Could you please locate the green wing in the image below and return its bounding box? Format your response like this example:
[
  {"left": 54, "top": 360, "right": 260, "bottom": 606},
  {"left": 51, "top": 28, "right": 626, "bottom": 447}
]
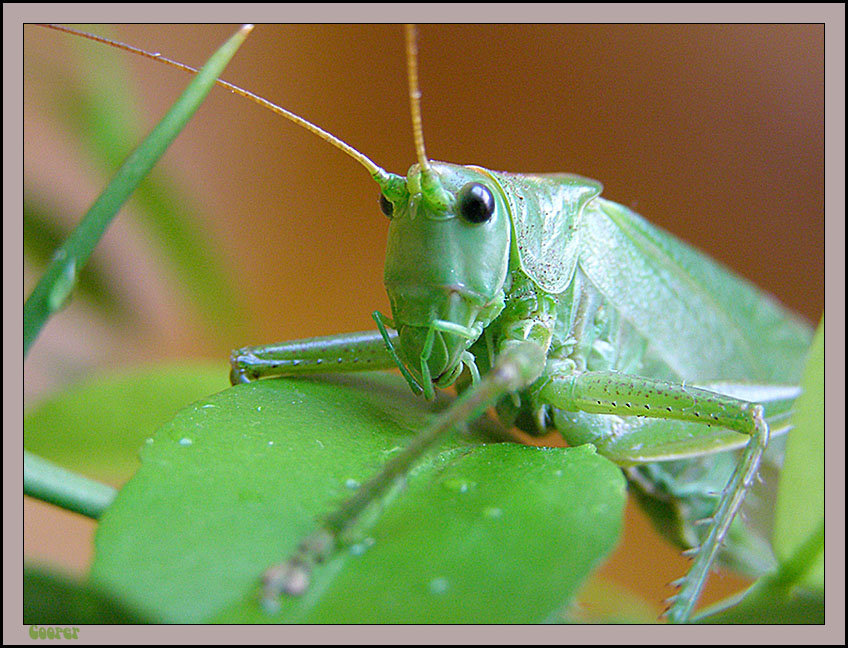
[{"left": 577, "top": 198, "right": 812, "bottom": 383}]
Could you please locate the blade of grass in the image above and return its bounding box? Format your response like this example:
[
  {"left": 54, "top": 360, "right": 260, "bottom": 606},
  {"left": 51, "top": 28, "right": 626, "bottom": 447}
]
[
  {"left": 23, "top": 24, "right": 253, "bottom": 356},
  {"left": 24, "top": 450, "right": 116, "bottom": 519},
  {"left": 24, "top": 195, "right": 123, "bottom": 316},
  {"left": 54, "top": 25, "right": 245, "bottom": 338}
]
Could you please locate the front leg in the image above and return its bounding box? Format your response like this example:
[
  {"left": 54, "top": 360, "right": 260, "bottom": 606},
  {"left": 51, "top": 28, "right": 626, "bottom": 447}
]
[
  {"left": 229, "top": 330, "right": 398, "bottom": 384},
  {"left": 260, "top": 338, "right": 549, "bottom": 607}
]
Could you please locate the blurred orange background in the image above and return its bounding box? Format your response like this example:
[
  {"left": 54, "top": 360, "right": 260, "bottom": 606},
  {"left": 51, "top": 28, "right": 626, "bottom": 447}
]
[{"left": 23, "top": 24, "right": 824, "bottom": 617}]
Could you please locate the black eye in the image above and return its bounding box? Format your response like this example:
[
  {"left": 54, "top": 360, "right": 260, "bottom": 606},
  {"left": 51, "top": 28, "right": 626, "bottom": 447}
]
[
  {"left": 457, "top": 183, "right": 495, "bottom": 223},
  {"left": 379, "top": 194, "right": 394, "bottom": 218}
]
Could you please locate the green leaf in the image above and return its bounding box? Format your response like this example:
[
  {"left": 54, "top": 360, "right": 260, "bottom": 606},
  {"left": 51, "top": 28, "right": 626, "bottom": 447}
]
[
  {"left": 693, "top": 577, "right": 824, "bottom": 624},
  {"left": 24, "top": 363, "right": 229, "bottom": 484},
  {"left": 772, "top": 318, "right": 824, "bottom": 588},
  {"left": 24, "top": 566, "right": 146, "bottom": 624},
  {"left": 89, "top": 373, "right": 626, "bottom": 623}
]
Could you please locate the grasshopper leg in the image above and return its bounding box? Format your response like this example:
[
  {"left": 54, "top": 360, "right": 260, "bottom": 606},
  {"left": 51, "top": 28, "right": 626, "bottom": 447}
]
[
  {"left": 539, "top": 370, "right": 771, "bottom": 623},
  {"left": 260, "top": 339, "right": 547, "bottom": 605},
  {"left": 664, "top": 408, "right": 768, "bottom": 623},
  {"left": 228, "top": 330, "right": 397, "bottom": 384}
]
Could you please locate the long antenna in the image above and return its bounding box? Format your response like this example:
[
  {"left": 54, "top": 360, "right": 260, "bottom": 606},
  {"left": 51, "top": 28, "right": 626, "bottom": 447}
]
[
  {"left": 404, "top": 24, "right": 430, "bottom": 174},
  {"left": 403, "top": 24, "right": 452, "bottom": 210},
  {"left": 39, "top": 24, "right": 397, "bottom": 187}
]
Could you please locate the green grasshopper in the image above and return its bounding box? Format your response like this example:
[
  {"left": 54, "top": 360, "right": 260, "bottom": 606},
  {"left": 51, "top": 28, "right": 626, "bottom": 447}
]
[
  {"left": 223, "top": 26, "right": 813, "bottom": 622},
  {"left": 38, "top": 24, "right": 816, "bottom": 622}
]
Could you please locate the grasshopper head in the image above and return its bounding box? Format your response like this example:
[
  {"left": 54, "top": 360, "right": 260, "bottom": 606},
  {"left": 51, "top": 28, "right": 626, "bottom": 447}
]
[{"left": 379, "top": 162, "right": 510, "bottom": 388}]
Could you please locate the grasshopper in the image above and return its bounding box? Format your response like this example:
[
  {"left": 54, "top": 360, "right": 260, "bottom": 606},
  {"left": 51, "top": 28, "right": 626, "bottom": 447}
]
[
  {"left": 30, "top": 24, "right": 819, "bottom": 622},
  {"left": 224, "top": 26, "right": 814, "bottom": 622}
]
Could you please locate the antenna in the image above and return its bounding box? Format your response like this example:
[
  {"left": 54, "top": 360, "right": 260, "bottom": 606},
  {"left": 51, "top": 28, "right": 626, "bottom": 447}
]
[
  {"left": 403, "top": 24, "right": 452, "bottom": 210},
  {"left": 39, "top": 24, "right": 401, "bottom": 190},
  {"left": 404, "top": 24, "right": 430, "bottom": 174}
]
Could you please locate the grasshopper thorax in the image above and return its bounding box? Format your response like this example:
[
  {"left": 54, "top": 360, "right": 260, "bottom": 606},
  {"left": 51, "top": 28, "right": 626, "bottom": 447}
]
[{"left": 380, "top": 162, "right": 510, "bottom": 387}]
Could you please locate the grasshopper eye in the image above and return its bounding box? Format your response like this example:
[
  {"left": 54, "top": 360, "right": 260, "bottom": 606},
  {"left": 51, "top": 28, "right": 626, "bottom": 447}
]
[
  {"left": 457, "top": 182, "right": 495, "bottom": 224},
  {"left": 379, "top": 194, "right": 394, "bottom": 218}
]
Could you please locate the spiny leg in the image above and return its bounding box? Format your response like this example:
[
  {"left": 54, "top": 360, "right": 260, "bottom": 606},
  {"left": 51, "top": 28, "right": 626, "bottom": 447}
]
[
  {"left": 261, "top": 339, "right": 547, "bottom": 606},
  {"left": 539, "top": 370, "right": 770, "bottom": 623},
  {"left": 667, "top": 409, "right": 768, "bottom": 622},
  {"left": 229, "top": 330, "right": 397, "bottom": 384}
]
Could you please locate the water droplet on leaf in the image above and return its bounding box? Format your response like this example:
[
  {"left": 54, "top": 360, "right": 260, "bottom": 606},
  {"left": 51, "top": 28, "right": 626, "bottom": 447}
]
[
  {"left": 47, "top": 258, "right": 77, "bottom": 312},
  {"left": 429, "top": 577, "right": 449, "bottom": 595}
]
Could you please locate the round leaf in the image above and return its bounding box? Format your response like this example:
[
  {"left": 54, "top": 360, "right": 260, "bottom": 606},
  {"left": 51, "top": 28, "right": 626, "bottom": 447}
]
[{"left": 89, "top": 373, "right": 625, "bottom": 622}]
